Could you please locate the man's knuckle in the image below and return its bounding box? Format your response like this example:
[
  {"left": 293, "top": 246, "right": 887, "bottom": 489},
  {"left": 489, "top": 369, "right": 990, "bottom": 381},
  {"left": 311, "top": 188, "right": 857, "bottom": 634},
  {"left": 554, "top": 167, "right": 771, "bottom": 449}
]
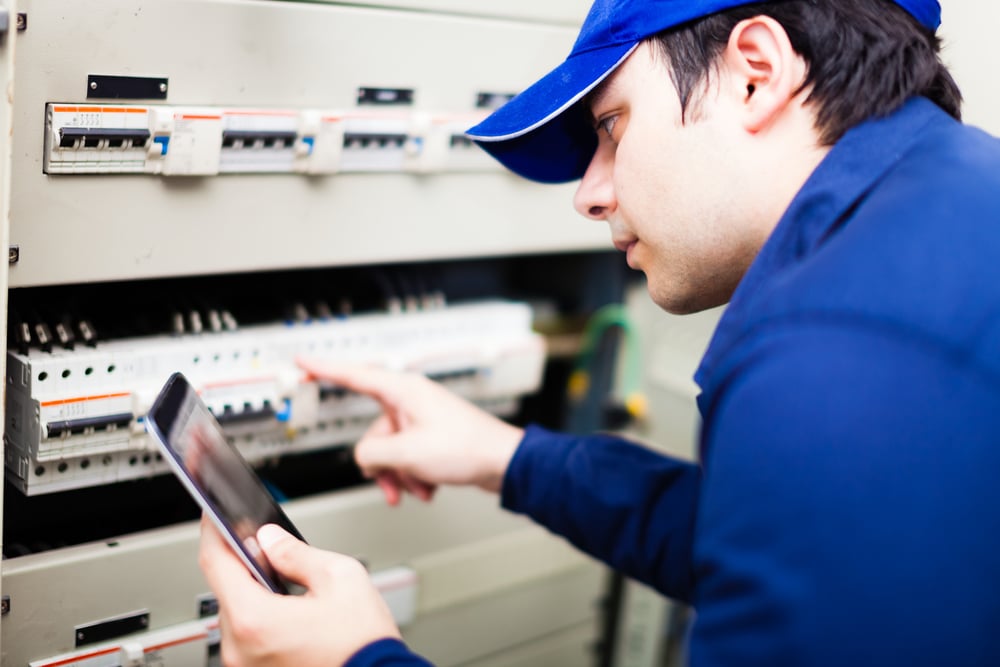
[
  {"left": 268, "top": 539, "right": 295, "bottom": 562},
  {"left": 227, "top": 612, "right": 266, "bottom": 645},
  {"left": 219, "top": 642, "right": 244, "bottom": 667},
  {"left": 326, "top": 554, "right": 367, "bottom": 580}
]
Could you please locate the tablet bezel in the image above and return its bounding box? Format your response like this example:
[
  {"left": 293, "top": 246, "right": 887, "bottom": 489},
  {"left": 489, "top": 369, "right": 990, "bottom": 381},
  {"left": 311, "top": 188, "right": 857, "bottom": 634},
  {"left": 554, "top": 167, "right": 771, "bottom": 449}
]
[{"left": 145, "top": 371, "right": 305, "bottom": 594}]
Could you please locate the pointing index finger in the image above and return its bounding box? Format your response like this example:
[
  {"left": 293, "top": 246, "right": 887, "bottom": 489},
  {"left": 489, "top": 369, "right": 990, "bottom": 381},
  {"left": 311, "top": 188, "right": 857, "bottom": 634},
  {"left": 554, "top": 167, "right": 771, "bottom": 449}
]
[{"left": 296, "top": 358, "right": 408, "bottom": 405}]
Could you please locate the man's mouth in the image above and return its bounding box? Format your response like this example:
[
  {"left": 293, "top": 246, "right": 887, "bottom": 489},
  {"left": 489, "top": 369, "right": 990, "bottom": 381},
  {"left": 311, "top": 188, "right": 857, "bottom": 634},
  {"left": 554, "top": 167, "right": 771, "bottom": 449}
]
[{"left": 612, "top": 238, "right": 637, "bottom": 253}]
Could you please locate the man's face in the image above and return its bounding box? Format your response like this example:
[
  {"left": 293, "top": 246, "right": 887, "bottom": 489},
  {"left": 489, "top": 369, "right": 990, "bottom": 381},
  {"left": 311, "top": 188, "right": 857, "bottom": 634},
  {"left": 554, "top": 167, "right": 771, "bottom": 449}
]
[{"left": 574, "top": 42, "right": 767, "bottom": 314}]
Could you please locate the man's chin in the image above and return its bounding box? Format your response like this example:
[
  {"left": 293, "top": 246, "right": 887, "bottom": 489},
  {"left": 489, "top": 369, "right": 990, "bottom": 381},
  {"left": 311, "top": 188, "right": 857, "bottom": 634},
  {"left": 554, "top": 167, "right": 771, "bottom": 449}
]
[{"left": 647, "top": 282, "right": 723, "bottom": 316}]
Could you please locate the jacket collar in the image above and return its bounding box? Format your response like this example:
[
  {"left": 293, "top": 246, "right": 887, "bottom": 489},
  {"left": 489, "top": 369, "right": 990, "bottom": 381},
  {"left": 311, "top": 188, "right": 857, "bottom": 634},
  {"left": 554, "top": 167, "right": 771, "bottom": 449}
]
[{"left": 694, "top": 97, "right": 947, "bottom": 410}]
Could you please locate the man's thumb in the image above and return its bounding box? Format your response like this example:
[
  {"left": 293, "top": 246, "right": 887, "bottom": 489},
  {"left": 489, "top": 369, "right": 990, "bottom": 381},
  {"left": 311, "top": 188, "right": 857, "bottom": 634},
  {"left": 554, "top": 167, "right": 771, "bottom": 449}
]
[{"left": 257, "top": 524, "right": 329, "bottom": 592}]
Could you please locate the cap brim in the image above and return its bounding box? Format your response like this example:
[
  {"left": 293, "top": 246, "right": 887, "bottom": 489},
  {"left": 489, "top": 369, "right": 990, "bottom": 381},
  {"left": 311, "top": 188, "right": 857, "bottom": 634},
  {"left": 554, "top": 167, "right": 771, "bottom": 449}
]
[{"left": 467, "top": 43, "right": 638, "bottom": 184}]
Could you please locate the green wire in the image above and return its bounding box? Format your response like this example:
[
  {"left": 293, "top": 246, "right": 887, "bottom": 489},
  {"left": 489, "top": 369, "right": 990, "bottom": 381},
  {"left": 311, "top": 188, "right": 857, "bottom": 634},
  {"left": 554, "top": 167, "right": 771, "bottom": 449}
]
[{"left": 571, "top": 303, "right": 641, "bottom": 402}]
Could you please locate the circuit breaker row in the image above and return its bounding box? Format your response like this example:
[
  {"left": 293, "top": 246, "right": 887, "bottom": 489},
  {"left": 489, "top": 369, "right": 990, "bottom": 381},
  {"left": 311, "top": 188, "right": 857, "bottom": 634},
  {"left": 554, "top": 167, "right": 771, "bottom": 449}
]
[
  {"left": 28, "top": 615, "right": 223, "bottom": 667},
  {"left": 5, "top": 301, "right": 544, "bottom": 495},
  {"left": 26, "top": 566, "right": 416, "bottom": 667},
  {"left": 44, "top": 102, "right": 503, "bottom": 176}
]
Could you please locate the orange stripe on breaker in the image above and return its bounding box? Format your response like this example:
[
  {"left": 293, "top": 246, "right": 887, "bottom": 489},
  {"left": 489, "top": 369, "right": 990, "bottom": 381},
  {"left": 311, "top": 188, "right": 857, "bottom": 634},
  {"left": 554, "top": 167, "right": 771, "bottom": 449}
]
[
  {"left": 40, "top": 392, "right": 131, "bottom": 408},
  {"left": 35, "top": 646, "right": 120, "bottom": 667},
  {"left": 177, "top": 114, "right": 221, "bottom": 120},
  {"left": 144, "top": 633, "right": 210, "bottom": 653},
  {"left": 53, "top": 106, "right": 79, "bottom": 113}
]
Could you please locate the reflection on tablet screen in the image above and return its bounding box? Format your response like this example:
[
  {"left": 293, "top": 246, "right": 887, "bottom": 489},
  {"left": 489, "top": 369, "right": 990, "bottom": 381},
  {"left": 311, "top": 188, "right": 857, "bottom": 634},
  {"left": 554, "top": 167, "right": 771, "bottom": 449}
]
[{"left": 148, "top": 372, "right": 305, "bottom": 593}]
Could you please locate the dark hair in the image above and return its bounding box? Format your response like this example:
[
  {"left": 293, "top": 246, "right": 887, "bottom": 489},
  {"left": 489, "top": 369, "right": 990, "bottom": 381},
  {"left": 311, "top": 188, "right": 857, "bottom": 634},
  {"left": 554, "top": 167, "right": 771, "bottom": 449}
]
[{"left": 651, "top": 0, "right": 962, "bottom": 144}]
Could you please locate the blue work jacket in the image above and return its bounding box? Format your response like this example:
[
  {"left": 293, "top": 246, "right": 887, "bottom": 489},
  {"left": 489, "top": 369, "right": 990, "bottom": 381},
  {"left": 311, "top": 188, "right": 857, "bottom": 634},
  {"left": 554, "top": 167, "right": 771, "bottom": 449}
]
[{"left": 347, "top": 97, "right": 1000, "bottom": 666}]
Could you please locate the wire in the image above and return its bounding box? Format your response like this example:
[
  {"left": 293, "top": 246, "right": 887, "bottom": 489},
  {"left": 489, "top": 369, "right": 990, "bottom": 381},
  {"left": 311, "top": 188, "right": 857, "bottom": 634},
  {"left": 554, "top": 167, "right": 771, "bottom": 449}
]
[{"left": 568, "top": 304, "right": 647, "bottom": 421}]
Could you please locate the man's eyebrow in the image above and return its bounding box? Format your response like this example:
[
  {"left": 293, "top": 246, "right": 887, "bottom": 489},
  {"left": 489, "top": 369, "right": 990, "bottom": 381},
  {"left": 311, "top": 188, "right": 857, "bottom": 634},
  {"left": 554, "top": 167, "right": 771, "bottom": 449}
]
[{"left": 582, "top": 78, "right": 615, "bottom": 128}]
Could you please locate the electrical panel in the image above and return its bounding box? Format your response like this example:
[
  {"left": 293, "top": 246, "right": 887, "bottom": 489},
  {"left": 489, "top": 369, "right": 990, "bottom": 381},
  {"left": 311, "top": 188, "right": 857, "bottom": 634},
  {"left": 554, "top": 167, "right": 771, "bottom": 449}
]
[
  {"left": 44, "top": 103, "right": 498, "bottom": 176},
  {"left": 0, "top": 1, "right": 626, "bottom": 665}
]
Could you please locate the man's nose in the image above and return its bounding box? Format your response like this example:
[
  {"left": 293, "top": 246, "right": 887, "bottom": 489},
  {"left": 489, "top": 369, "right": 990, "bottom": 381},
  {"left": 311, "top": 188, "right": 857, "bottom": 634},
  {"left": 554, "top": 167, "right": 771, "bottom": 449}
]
[{"left": 573, "top": 148, "right": 616, "bottom": 220}]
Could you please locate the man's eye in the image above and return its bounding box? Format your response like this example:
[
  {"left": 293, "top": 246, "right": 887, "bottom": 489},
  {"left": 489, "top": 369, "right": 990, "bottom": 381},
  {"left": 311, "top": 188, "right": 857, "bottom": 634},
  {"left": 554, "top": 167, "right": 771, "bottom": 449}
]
[{"left": 598, "top": 115, "right": 618, "bottom": 138}]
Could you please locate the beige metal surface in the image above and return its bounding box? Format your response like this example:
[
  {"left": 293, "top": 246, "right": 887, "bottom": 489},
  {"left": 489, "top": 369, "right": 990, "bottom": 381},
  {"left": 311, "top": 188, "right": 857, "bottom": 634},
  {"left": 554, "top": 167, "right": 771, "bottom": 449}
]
[
  {"left": 461, "top": 624, "right": 599, "bottom": 667},
  {"left": 940, "top": 3, "right": 1000, "bottom": 137},
  {"left": 7, "top": 0, "right": 606, "bottom": 288},
  {"left": 1, "top": 486, "right": 605, "bottom": 666},
  {"left": 282, "top": 0, "right": 589, "bottom": 25},
  {"left": 0, "top": 0, "right": 17, "bottom": 662},
  {"left": 406, "top": 567, "right": 604, "bottom": 666}
]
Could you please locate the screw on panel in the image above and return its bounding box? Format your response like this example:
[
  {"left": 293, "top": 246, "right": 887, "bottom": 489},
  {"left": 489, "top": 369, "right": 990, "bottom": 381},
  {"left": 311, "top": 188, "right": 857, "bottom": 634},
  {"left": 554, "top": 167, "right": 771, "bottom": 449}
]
[
  {"left": 16, "top": 13, "right": 26, "bottom": 31},
  {"left": 8, "top": 245, "right": 18, "bottom": 264},
  {"left": 159, "top": 82, "right": 167, "bottom": 93},
  {"left": 1, "top": 595, "right": 9, "bottom": 615},
  {"left": 90, "top": 81, "right": 98, "bottom": 91}
]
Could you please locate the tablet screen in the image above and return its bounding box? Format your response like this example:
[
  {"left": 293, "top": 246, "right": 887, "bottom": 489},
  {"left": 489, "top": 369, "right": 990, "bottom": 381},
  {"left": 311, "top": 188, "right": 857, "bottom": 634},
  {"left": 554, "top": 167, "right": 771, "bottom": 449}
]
[{"left": 146, "top": 372, "right": 305, "bottom": 593}]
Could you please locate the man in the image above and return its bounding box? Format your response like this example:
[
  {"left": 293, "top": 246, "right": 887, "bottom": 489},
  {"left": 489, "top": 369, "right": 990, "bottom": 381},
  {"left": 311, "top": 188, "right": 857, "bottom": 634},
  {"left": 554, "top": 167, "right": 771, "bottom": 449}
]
[{"left": 200, "top": 0, "right": 1000, "bottom": 665}]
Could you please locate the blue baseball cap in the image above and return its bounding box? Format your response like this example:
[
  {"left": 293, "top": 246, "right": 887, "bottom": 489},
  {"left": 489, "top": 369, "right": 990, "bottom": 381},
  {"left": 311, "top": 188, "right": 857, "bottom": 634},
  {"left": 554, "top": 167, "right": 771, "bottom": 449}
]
[{"left": 467, "top": 0, "right": 942, "bottom": 184}]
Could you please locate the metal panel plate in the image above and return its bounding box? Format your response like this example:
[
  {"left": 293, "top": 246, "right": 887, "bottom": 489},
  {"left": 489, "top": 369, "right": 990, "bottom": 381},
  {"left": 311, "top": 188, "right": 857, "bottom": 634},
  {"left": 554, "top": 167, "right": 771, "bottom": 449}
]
[{"left": 8, "top": 0, "right": 608, "bottom": 288}]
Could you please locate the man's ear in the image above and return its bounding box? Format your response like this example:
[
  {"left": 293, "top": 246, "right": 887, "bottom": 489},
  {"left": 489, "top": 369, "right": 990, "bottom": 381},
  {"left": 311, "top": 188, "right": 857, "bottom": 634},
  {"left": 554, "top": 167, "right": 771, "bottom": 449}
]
[{"left": 720, "top": 16, "right": 806, "bottom": 133}]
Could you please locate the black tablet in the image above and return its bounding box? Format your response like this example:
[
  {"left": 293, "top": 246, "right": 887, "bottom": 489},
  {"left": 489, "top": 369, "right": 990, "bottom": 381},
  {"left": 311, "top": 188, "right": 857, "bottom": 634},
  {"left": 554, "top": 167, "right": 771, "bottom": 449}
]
[{"left": 146, "top": 371, "right": 305, "bottom": 594}]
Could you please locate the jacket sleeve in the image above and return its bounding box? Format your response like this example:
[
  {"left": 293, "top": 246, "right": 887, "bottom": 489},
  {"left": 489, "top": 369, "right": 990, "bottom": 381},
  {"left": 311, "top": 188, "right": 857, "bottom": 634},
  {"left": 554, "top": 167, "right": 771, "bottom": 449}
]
[
  {"left": 500, "top": 425, "right": 702, "bottom": 603},
  {"left": 343, "top": 638, "right": 434, "bottom": 667}
]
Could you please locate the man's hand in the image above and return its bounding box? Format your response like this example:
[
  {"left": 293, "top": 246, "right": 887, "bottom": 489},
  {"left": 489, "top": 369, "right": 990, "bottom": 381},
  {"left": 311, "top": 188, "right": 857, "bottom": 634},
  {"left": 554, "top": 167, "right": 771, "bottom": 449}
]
[
  {"left": 297, "top": 359, "right": 525, "bottom": 505},
  {"left": 199, "top": 518, "right": 400, "bottom": 667}
]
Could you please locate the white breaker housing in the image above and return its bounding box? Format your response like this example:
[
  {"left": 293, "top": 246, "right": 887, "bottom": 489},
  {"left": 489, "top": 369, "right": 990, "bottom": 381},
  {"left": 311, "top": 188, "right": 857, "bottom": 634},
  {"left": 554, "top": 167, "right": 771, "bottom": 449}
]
[
  {"left": 44, "top": 104, "right": 500, "bottom": 176},
  {"left": 5, "top": 301, "right": 545, "bottom": 495}
]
